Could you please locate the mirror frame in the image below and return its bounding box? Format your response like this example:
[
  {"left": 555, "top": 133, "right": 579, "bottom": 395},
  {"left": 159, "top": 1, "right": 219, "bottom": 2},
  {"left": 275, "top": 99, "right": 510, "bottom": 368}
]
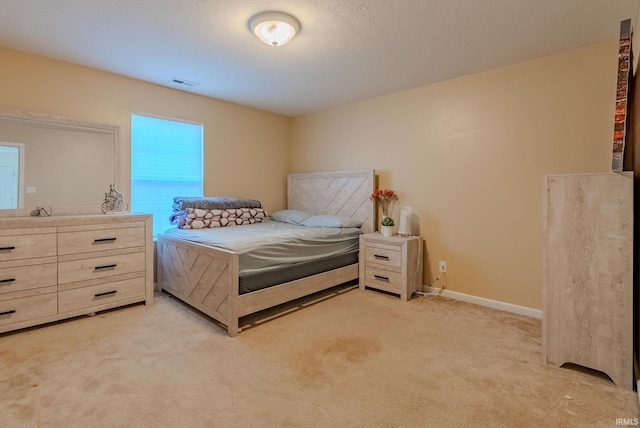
[{"left": 0, "top": 107, "right": 120, "bottom": 217}]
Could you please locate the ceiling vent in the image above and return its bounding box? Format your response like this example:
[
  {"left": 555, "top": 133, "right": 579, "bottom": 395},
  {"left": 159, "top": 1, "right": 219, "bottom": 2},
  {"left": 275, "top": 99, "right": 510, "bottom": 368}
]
[{"left": 170, "top": 77, "right": 199, "bottom": 87}]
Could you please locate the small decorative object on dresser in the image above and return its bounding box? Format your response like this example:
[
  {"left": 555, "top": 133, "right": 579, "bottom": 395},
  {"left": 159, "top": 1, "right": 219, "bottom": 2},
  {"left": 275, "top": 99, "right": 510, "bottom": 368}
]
[
  {"left": 102, "top": 184, "right": 129, "bottom": 214},
  {"left": 359, "top": 233, "right": 422, "bottom": 301},
  {"left": 36, "top": 206, "right": 52, "bottom": 217}
]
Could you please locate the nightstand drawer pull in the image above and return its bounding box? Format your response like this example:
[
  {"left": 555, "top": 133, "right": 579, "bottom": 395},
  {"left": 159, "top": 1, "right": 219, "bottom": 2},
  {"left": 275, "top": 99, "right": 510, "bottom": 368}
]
[
  {"left": 374, "top": 254, "right": 390, "bottom": 261},
  {"left": 0, "top": 246, "right": 16, "bottom": 251},
  {"left": 93, "top": 237, "right": 117, "bottom": 243},
  {"left": 374, "top": 274, "right": 390, "bottom": 282},
  {"left": 94, "top": 264, "right": 117, "bottom": 271},
  {"left": 94, "top": 290, "right": 117, "bottom": 298},
  {"left": 0, "top": 309, "right": 16, "bottom": 316},
  {"left": 0, "top": 278, "right": 16, "bottom": 284}
]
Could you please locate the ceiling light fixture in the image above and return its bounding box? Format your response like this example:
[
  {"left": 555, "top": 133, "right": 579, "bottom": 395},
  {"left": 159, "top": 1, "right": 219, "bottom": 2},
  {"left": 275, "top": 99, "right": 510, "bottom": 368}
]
[{"left": 249, "top": 11, "right": 300, "bottom": 47}]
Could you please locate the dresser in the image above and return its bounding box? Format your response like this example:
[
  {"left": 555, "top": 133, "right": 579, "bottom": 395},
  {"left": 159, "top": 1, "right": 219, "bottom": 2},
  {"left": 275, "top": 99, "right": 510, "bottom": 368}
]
[
  {"left": 359, "top": 233, "right": 422, "bottom": 301},
  {"left": 0, "top": 213, "right": 153, "bottom": 334}
]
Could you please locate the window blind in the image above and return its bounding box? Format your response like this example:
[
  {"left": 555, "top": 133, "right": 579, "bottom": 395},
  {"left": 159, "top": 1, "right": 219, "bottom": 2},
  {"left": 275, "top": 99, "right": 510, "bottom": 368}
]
[{"left": 131, "top": 114, "right": 203, "bottom": 235}]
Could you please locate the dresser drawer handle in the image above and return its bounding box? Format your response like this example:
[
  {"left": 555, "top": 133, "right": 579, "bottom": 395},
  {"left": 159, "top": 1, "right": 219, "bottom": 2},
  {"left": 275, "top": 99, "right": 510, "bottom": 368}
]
[
  {"left": 94, "top": 264, "right": 117, "bottom": 271},
  {"left": 0, "top": 246, "right": 16, "bottom": 251},
  {"left": 374, "top": 275, "right": 390, "bottom": 282},
  {"left": 0, "top": 278, "right": 16, "bottom": 284},
  {"left": 374, "top": 255, "right": 390, "bottom": 261},
  {"left": 95, "top": 290, "right": 117, "bottom": 298},
  {"left": 0, "top": 309, "right": 16, "bottom": 316},
  {"left": 94, "top": 238, "right": 117, "bottom": 243}
]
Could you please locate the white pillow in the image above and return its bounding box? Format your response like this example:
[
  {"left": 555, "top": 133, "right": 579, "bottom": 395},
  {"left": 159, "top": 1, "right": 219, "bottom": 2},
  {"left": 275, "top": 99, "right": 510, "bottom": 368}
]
[{"left": 300, "top": 214, "right": 363, "bottom": 228}]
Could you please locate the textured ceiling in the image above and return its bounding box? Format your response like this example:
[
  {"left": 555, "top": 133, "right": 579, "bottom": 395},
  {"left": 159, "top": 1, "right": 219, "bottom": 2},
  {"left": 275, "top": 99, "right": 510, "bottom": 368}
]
[{"left": 0, "top": 0, "right": 639, "bottom": 117}]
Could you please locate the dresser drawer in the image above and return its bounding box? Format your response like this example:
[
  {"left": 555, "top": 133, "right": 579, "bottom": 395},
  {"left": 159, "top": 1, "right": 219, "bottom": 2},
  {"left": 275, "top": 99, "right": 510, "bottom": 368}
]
[
  {"left": 365, "top": 266, "right": 402, "bottom": 290},
  {"left": 0, "top": 230, "right": 57, "bottom": 262},
  {"left": 58, "top": 277, "right": 146, "bottom": 313},
  {"left": 0, "top": 291, "right": 57, "bottom": 328},
  {"left": 0, "top": 262, "right": 57, "bottom": 294},
  {"left": 58, "top": 225, "right": 145, "bottom": 255},
  {"left": 58, "top": 251, "right": 146, "bottom": 284},
  {"left": 364, "top": 245, "right": 402, "bottom": 268}
]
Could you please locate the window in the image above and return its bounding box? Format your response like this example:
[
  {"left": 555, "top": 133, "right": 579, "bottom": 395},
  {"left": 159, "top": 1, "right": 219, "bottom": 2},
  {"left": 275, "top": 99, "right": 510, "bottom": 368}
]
[{"left": 131, "top": 114, "right": 203, "bottom": 235}]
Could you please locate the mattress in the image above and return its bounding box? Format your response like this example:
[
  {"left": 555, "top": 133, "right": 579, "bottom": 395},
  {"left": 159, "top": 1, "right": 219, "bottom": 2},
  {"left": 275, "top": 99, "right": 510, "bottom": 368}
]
[
  {"left": 238, "top": 251, "right": 359, "bottom": 294},
  {"left": 162, "top": 220, "right": 362, "bottom": 274}
]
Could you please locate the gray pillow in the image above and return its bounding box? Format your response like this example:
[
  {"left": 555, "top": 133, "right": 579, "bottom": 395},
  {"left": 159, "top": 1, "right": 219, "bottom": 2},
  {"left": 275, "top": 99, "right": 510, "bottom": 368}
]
[{"left": 270, "top": 210, "right": 314, "bottom": 224}]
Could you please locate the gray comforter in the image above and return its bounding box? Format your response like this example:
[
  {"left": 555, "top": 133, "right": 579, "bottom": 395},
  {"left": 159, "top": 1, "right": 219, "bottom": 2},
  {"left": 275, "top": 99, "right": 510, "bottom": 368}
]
[{"left": 162, "top": 220, "right": 361, "bottom": 274}]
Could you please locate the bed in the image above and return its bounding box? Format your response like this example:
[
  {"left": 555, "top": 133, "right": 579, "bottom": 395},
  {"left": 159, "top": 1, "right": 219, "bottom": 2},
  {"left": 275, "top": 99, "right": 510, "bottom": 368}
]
[{"left": 156, "top": 170, "right": 375, "bottom": 336}]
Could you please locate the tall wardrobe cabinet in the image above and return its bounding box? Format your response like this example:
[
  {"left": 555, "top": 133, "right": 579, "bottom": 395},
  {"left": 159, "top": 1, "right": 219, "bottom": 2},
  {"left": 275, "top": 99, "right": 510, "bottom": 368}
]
[{"left": 543, "top": 172, "right": 633, "bottom": 390}]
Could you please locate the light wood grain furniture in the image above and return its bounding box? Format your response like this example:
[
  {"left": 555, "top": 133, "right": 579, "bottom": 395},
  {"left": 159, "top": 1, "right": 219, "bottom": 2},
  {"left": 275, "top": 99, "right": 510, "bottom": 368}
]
[
  {"left": 0, "top": 213, "right": 153, "bottom": 334},
  {"left": 359, "top": 233, "right": 422, "bottom": 301},
  {"left": 157, "top": 170, "right": 375, "bottom": 336},
  {"left": 543, "top": 172, "right": 633, "bottom": 390}
]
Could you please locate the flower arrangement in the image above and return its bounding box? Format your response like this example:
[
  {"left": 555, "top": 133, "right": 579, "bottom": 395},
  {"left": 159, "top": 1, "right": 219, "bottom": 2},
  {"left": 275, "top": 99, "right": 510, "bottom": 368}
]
[{"left": 370, "top": 189, "right": 398, "bottom": 218}]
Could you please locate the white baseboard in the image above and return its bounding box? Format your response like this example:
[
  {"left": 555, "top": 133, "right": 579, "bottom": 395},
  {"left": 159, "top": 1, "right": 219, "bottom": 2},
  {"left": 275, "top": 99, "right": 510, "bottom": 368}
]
[{"left": 423, "top": 286, "right": 542, "bottom": 319}]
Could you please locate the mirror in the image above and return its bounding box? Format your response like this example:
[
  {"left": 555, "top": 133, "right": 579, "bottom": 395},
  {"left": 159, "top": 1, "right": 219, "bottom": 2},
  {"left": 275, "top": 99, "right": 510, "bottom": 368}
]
[{"left": 0, "top": 108, "right": 119, "bottom": 216}]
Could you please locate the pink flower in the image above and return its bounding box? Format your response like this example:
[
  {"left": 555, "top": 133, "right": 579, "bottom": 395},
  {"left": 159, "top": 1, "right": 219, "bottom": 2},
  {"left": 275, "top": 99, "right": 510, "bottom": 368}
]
[{"left": 370, "top": 189, "right": 398, "bottom": 217}]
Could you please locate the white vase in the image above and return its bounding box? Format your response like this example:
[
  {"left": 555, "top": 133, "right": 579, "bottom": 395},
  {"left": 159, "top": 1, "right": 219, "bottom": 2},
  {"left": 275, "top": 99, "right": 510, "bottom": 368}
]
[{"left": 381, "top": 225, "right": 393, "bottom": 237}]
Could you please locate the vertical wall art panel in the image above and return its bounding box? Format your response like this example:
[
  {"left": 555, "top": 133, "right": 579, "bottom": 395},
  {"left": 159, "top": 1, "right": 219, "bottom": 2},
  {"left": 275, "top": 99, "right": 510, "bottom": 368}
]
[{"left": 612, "top": 19, "right": 632, "bottom": 171}]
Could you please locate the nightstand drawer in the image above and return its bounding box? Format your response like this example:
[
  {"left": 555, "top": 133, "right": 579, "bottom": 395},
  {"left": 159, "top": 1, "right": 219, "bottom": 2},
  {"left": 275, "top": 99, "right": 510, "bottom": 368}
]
[
  {"left": 364, "top": 245, "right": 402, "bottom": 268},
  {"left": 58, "top": 276, "right": 146, "bottom": 313},
  {"left": 0, "top": 290, "right": 57, "bottom": 327},
  {"left": 365, "top": 266, "right": 402, "bottom": 290}
]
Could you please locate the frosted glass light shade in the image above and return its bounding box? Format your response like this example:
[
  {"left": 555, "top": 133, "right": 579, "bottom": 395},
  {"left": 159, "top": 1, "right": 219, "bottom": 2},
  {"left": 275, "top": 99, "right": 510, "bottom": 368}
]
[{"left": 249, "top": 12, "right": 300, "bottom": 47}]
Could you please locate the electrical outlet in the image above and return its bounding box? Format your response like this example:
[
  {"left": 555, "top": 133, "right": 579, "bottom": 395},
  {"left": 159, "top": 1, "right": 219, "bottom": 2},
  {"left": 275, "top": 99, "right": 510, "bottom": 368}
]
[{"left": 439, "top": 261, "right": 447, "bottom": 273}]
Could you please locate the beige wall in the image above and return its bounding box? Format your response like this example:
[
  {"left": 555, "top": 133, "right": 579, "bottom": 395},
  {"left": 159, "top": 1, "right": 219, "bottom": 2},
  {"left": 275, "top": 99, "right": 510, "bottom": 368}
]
[
  {"left": 0, "top": 41, "right": 621, "bottom": 311},
  {"left": 291, "top": 42, "right": 619, "bottom": 310},
  {"left": 0, "top": 46, "right": 291, "bottom": 214}
]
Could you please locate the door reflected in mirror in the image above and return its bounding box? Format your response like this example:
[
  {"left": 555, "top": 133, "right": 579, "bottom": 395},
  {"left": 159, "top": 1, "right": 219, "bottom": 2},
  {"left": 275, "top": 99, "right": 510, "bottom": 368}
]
[{"left": 0, "top": 144, "right": 22, "bottom": 208}]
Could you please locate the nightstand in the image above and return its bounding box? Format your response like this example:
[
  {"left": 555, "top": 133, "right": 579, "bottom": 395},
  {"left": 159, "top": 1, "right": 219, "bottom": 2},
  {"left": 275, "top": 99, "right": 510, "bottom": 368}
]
[{"left": 359, "top": 233, "right": 423, "bottom": 301}]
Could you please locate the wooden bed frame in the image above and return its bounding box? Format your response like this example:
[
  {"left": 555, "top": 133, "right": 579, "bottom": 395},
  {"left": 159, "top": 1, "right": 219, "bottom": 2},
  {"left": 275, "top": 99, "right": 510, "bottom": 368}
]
[{"left": 156, "top": 170, "right": 375, "bottom": 336}]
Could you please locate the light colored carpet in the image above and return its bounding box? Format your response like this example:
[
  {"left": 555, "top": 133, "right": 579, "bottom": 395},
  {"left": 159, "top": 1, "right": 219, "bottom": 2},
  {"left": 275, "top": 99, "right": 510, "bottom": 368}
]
[{"left": 1, "top": 285, "right": 638, "bottom": 427}]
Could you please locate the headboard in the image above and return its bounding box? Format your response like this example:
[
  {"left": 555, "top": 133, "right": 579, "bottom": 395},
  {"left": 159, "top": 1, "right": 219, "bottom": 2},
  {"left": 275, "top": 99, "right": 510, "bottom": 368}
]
[{"left": 287, "top": 170, "right": 375, "bottom": 234}]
